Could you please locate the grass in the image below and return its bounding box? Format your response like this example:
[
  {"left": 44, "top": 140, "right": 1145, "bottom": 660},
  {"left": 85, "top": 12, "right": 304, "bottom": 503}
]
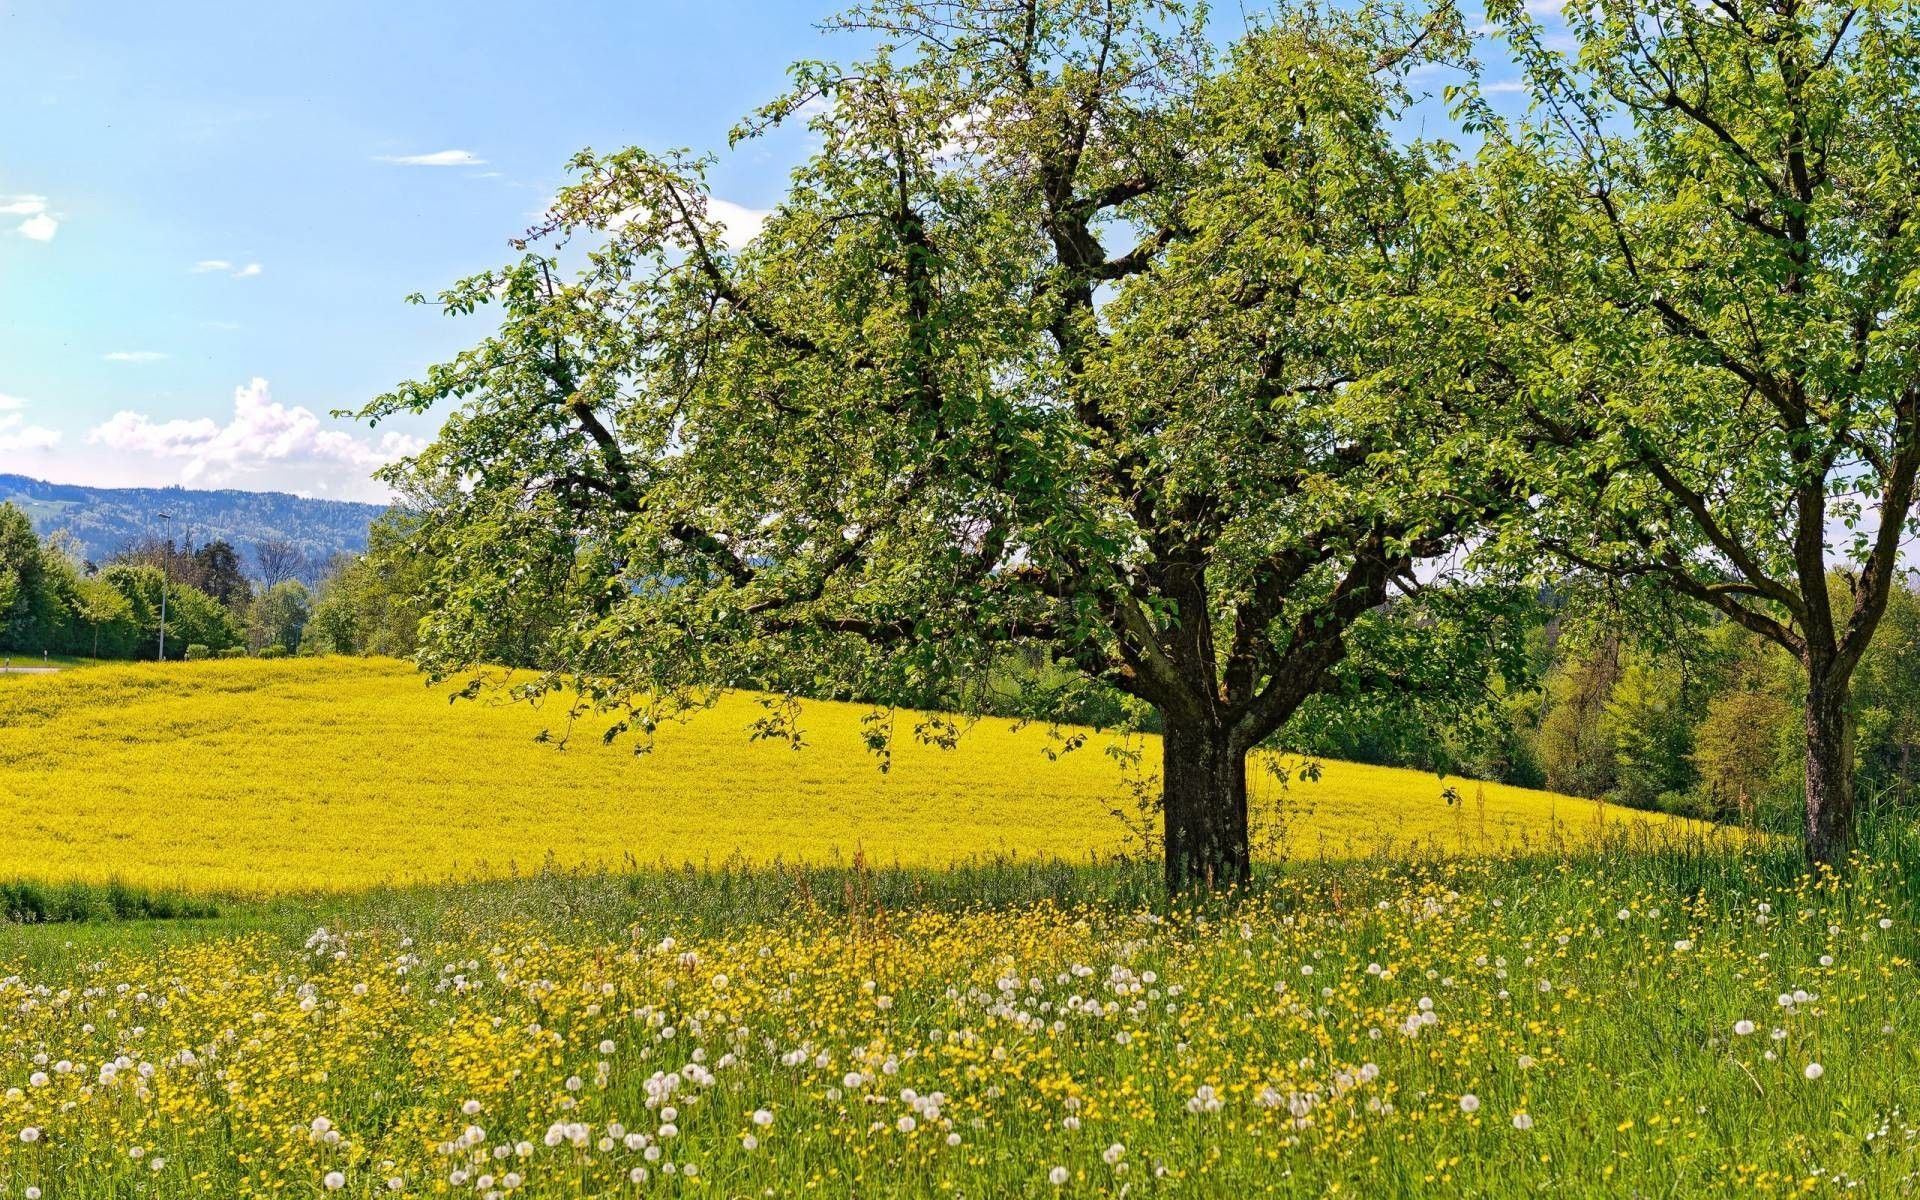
[
  {"left": 11, "top": 655, "right": 1859, "bottom": 1196},
  {"left": 0, "top": 657, "right": 1691, "bottom": 895},
  {"left": 0, "top": 653, "right": 1902, "bottom": 1196},
  {"left": 0, "top": 652, "right": 91, "bottom": 673},
  {"left": 0, "top": 830, "right": 1912, "bottom": 1197},
  {"left": 0, "top": 879, "right": 217, "bottom": 924}
]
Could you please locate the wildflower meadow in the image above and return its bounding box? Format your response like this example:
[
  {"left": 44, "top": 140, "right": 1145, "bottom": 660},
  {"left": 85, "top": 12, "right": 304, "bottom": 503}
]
[{"left": 0, "top": 843, "right": 1914, "bottom": 1197}]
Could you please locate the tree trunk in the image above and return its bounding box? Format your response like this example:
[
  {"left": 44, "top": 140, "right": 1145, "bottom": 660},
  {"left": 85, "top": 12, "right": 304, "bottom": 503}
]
[
  {"left": 1803, "top": 672, "right": 1856, "bottom": 865},
  {"left": 1161, "top": 716, "right": 1251, "bottom": 893}
]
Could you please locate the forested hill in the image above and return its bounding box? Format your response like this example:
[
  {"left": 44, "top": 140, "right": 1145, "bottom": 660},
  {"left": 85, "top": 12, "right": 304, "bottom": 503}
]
[{"left": 0, "top": 473, "right": 386, "bottom": 565}]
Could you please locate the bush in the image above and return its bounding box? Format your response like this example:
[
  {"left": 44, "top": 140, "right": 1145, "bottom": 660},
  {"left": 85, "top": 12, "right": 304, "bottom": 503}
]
[
  {"left": 256, "top": 645, "right": 288, "bottom": 659},
  {"left": 1655, "top": 789, "right": 1713, "bottom": 820},
  {"left": 184, "top": 643, "right": 212, "bottom": 661},
  {"left": 217, "top": 646, "right": 247, "bottom": 659}
]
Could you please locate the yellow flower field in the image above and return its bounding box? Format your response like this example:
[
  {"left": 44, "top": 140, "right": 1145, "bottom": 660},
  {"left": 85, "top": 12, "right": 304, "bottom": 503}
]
[{"left": 0, "top": 658, "right": 1687, "bottom": 894}]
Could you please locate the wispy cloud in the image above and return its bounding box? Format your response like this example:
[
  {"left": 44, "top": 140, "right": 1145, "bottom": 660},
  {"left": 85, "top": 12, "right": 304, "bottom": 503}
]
[
  {"left": 3, "top": 195, "right": 58, "bottom": 242},
  {"left": 375, "top": 149, "right": 485, "bottom": 167},
  {"left": 1483, "top": 79, "right": 1532, "bottom": 95},
  {"left": 190, "top": 259, "right": 263, "bottom": 278},
  {"left": 102, "top": 351, "right": 168, "bottom": 364},
  {"left": 0, "top": 393, "right": 62, "bottom": 452},
  {"left": 87, "top": 377, "right": 424, "bottom": 488}
]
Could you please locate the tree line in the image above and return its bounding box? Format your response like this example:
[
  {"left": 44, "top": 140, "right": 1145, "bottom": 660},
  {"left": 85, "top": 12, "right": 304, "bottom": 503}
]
[{"left": 0, "top": 502, "right": 368, "bottom": 661}]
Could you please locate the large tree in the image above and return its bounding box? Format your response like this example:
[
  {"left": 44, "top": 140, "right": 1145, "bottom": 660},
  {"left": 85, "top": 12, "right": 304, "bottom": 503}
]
[
  {"left": 252, "top": 538, "right": 306, "bottom": 592},
  {"left": 362, "top": 0, "right": 1522, "bottom": 891},
  {"left": 1457, "top": 0, "right": 1920, "bottom": 862},
  {"left": 191, "top": 539, "right": 255, "bottom": 611}
]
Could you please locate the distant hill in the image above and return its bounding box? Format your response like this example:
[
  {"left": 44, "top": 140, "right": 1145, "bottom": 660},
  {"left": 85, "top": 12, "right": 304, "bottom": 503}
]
[{"left": 0, "top": 474, "right": 387, "bottom": 569}]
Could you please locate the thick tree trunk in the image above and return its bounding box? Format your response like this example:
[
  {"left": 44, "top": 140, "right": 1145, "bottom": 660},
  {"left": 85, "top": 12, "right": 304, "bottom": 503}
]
[
  {"left": 1803, "top": 673, "right": 1856, "bottom": 865},
  {"left": 1161, "top": 716, "right": 1251, "bottom": 893}
]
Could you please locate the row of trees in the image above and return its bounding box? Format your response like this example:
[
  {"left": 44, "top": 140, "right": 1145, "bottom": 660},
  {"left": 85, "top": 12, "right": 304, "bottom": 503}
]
[
  {"left": 0, "top": 503, "right": 330, "bottom": 660},
  {"left": 339, "top": 0, "right": 1920, "bottom": 889},
  {"left": 1303, "top": 578, "right": 1920, "bottom": 834}
]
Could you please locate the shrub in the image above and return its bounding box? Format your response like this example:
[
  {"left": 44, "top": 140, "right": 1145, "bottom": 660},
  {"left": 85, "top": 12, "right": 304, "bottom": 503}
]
[
  {"left": 256, "top": 645, "right": 288, "bottom": 659},
  {"left": 184, "top": 643, "right": 212, "bottom": 661}
]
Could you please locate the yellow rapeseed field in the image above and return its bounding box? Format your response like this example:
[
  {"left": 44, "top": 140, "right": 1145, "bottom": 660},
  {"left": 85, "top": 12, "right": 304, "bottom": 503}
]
[{"left": 0, "top": 658, "right": 1683, "bottom": 894}]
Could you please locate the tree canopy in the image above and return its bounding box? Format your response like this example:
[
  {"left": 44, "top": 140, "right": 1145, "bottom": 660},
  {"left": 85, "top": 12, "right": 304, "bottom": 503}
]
[
  {"left": 1433, "top": 0, "right": 1920, "bottom": 860},
  {"left": 364, "top": 0, "right": 1532, "bottom": 891}
]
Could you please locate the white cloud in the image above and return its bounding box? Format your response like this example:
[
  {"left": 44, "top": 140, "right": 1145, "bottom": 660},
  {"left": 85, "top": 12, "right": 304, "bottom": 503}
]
[
  {"left": 86, "top": 377, "right": 425, "bottom": 492},
  {"left": 3, "top": 195, "right": 59, "bottom": 241},
  {"left": 707, "top": 198, "right": 770, "bottom": 250},
  {"left": 103, "top": 351, "right": 168, "bottom": 363},
  {"left": 0, "top": 394, "right": 62, "bottom": 452},
  {"left": 1483, "top": 79, "right": 1532, "bottom": 95},
  {"left": 190, "top": 259, "right": 262, "bottom": 278},
  {"left": 376, "top": 149, "right": 485, "bottom": 167}
]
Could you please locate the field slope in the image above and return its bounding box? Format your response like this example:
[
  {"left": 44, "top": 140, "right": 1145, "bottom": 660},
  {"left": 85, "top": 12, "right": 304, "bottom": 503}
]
[{"left": 0, "top": 658, "right": 1687, "bottom": 893}]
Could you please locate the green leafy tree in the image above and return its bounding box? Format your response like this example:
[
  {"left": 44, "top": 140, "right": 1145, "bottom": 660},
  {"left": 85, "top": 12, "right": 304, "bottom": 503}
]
[
  {"left": 301, "top": 512, "right": 430, "bottom": 659},
  {"left": 1853, "top": 582, "right": 1920, "bottom": 799},
  {"left": 304, "top": 562, "right": 360, "bottom": 657},
  {"left": 71, "top": 576, "right": 135, "bottom": 660},
  {"left": 0, "top": 502, "right": 66, "bottom": 653},
  {"left": 1534, "top": 638, "right": 1622, "bottom": 799},
  {"left": 190, "top": 539, "right": 254, "bottom": 611},
  {"left": 360, "top": 0, "right": 1525, "bottom": 891},
  {"left": 1605, "top": 658, "right": 1696, "bottom": 812},
  {"left": 1691, "top": 627, "right": 1800, "bottom": 824},
  {"left": 1459, "top": 0, "right": 1920, "bottom": 861},
  {"left": 100, "top": 565, "right": 241, "bottom": 660},
  {"left": 250, "top": 580, "right": 312, "bottom": 654}
]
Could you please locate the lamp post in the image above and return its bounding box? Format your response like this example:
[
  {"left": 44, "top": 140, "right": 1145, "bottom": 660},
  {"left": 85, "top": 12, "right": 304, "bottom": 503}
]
[{"left": 156, "top": 511, "right": 173, "bottom": 661}]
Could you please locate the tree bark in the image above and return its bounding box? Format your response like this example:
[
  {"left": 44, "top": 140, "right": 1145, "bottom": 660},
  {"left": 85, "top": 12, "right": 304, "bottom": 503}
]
[
  {"left": 1803, "top": 670, "right": 1856, "bottom": 865},
  {"left": 1161, "top": 715, "right": 1251, "bottom": 893}
]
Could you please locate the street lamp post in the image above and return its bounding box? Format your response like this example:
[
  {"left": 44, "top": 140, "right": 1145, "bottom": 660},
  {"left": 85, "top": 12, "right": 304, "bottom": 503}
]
[{"left": 156, "top": 511, "right": 173, "bottom": 662}]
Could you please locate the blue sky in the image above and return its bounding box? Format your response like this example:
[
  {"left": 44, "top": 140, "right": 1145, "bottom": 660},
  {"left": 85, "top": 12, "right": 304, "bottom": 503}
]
[
  {"left": 0, "top": 0, "right": 850, "bottom": 500},
  {"left": 0, "top": 1, "right": 1536, "bottom": 502}
]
